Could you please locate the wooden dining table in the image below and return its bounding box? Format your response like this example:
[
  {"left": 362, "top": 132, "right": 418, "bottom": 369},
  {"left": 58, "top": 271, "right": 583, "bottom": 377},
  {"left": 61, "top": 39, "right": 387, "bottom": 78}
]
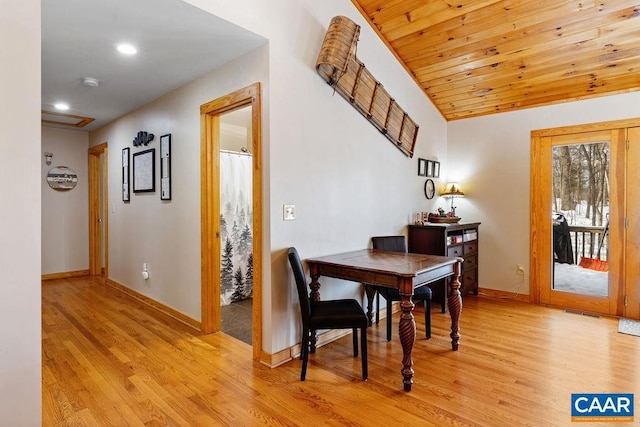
[{"left": 305, "top": 249, "right": 463, "bottom": 391}]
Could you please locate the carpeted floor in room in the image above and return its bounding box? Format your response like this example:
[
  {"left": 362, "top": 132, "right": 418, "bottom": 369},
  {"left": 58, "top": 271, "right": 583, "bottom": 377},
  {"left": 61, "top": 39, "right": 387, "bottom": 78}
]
[{"left": 221, "top": 297, "right": 252, "bottom": 345}]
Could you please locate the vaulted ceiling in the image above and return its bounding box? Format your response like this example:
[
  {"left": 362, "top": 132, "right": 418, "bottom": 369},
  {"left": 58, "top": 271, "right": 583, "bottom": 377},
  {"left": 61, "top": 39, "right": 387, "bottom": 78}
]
[{"left": 351, "top": 0, "right": 640, "bottom": 121}]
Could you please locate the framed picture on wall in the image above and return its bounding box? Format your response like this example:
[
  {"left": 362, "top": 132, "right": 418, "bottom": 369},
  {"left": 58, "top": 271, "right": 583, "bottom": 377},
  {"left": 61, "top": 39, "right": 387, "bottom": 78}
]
[
  {"left": 418, "top": 158, "right": 427, "bottom": 176},
  {"left": 133, "top": 148, "right": 155, "bottom": 193},
  {"left": 426, "top": 160, "right": 434, "bottom": 177},
  {"left": 122, "top": 147, "right": 130, "bottom": 201},
  {"left": 433, "top": 161, "right": 440, "bottom": 178},
  {"left": 160, "top": 134, "right": 171, "bottom": 200}
]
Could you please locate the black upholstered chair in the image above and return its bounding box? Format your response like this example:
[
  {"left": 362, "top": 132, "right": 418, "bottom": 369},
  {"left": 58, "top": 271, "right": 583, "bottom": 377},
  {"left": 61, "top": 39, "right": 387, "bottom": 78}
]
[
  {"left": 368, "top": 236, "right": 432, "bottom": 341},
  {"left": 287, "top": 247, "right": 368, "bottom": 381}
]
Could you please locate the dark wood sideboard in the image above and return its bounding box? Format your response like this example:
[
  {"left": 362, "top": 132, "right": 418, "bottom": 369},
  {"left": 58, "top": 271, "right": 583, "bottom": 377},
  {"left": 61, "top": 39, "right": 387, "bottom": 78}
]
[{"left": 408, "top": 222, "right": 480, "bottom": 311}]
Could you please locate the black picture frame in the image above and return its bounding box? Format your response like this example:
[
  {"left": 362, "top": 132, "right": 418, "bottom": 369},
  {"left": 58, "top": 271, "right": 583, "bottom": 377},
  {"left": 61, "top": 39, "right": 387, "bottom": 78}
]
[
  {"left": 433, "top": 161, "right": 440, "bottom": 178},
  {"left": 122, "top": 147, "right": 130, "bottom": 201},
  {"left": 418, "top": 158, "right": 427, "bottom": 176},
  {"left": 426, "top": 160, "right": 434, "bottom": 177},
  {"left": 160, "top": 133, "right": 171, "bottom": 200},
  {"left": 133, "top": 148, "right": 155, "bottom": 193}
]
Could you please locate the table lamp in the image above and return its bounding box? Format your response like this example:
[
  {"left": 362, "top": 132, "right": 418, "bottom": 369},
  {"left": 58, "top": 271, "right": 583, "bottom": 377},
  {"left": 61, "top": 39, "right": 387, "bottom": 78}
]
[{"left": 441, "top": 182, "right": 465, "bottom": 217}]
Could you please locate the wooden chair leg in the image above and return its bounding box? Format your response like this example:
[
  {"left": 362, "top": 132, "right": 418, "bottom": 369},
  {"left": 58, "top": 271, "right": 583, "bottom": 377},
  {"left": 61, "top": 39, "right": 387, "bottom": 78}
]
[
  {"left": 361, "top": 326, "right": 368, "bottom": 380},
  {"left": 300, "top": 329, "right": 309, "bottom": 381},
  {"left": 375, "top": 292, "right": 380, "bottom": 324},
  {"left": 386, "top": 297, "right": 392, "bottom": 341},
  {"left": 352, "top": 328, "right": 358, "bottom": 357}
]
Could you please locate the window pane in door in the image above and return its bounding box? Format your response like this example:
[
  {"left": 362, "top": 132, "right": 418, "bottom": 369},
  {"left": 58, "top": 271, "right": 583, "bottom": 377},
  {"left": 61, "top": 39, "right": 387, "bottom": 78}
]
[{"left": 551, "top": 142, "right": 609, "bottom": 297}]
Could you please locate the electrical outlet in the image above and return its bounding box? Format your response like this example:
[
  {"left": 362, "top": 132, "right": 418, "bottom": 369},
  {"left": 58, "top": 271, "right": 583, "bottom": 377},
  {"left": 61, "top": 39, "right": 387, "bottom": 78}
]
[{"left": 517, "top": 264, "right": 525, "bottom": 275}]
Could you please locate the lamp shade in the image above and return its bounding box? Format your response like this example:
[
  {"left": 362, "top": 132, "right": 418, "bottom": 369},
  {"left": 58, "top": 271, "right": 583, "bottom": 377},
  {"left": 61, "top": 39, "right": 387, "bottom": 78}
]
[{"left": 441, "top": 182, "right": 465, "bottom": 197}]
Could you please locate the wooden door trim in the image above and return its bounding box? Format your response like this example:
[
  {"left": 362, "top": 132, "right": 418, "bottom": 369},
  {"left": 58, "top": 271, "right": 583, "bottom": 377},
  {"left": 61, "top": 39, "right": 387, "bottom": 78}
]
[
  {"left": 532, "top": 118, "right": 640, "bottom": 137},
  {"left": 88, "top": 142, "right": 108, "bottom": 278},
  {"left": 531, "top": 118, "right": 640, "bottom": 315},
  {"left": 626, "top": 127, "right": 640, "bottom": 319},
  {"left": 200, "top": 82, "right": 262, "bottom": 362}
]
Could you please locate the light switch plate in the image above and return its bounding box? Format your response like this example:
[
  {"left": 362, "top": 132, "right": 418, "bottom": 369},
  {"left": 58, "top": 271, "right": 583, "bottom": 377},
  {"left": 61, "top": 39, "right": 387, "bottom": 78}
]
[{"left": 283, "top": 204, "right": 296, "bottom": 221}]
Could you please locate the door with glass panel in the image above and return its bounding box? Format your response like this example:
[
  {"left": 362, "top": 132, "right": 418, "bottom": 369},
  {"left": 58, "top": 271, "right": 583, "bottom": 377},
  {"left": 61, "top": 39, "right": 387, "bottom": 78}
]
[{"left": 539, "top": 130, "right": 624, "bottom": 315}]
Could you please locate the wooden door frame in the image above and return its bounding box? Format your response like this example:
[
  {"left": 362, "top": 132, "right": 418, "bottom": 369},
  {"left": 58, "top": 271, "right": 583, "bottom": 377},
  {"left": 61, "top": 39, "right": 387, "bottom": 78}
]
[
  {"left": 200, "top": 82, "right": 262, "bottom": 361},
  {"left": 626, "top": 127, "right": 640, "bottom": 319},
  {"left": 530, "top": 118, "right": 640, "bottom": 315},
  {"left": 88, "top": 142, "right": 108, "bottom": 278}
]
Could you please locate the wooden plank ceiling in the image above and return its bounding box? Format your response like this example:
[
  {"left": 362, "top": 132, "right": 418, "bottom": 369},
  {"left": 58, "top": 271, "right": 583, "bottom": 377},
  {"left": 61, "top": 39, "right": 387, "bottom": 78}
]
[{"left": 351, "top": 0, "right": 640, "bottom": 120}]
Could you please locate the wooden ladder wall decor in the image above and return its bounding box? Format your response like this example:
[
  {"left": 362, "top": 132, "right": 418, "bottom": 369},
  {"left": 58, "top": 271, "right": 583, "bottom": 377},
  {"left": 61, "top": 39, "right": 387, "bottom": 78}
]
[{"left": 316, "top": 15, "right": 419, "bottom": 158}]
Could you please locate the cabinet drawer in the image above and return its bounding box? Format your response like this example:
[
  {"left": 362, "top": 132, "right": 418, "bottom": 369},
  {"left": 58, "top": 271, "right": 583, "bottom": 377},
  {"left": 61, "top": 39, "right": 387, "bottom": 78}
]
[
  {"left": 463, "top": 268, "right": 477, "bottom": 285},
  {"left": 461, "top": 268, "right": 477, "bottom": 294},
  {"left": 464, "top": 240, "right": 478, "bottom": 255},
  {"left": 447, "top": 245, "right": 463, "bottom": 257},
  {"left": 463, "top": 254, "right": 477, "bottom": 270}
]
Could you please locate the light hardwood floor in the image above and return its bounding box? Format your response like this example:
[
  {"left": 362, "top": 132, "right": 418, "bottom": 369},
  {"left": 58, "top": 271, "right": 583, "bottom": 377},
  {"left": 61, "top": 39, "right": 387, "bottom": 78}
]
[{"left": 43, "top": 277, "right": 639, "bottom": 426}]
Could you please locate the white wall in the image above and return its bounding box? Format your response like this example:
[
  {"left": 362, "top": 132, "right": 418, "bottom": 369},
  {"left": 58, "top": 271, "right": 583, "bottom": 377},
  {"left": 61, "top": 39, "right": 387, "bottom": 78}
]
[
  {"left": 90, "top": 0, "right": 448, "bottom": 354},
  {"left": 183, "top": 0, "right": 448, "bottom": 352},
  {"left": 89, "top": 45, "right": 269, "bottom": 322},
  {"left": 180, "top": 0, "right": 446, "bottom": 352},
  {"left": 41, "top": 127, "right": 89, "bottom": 275},
  {"left": 0, "top": 0, "right": 42, "bottom": 424},
  {"left": 268, "top": 1, "right": 448, "bottom": 352},
  {"left": 447, "top": 91, "right": 640, "bottom": 295}
]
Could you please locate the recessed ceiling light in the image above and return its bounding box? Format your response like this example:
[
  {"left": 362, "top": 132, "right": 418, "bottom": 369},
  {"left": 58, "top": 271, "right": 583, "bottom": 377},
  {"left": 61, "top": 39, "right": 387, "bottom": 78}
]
[
  {"left": 117, "top": 44, "right": 137, "bottom": 55},
  {"left": 54, "top": 103, "right": 69, "bottom": 111}
]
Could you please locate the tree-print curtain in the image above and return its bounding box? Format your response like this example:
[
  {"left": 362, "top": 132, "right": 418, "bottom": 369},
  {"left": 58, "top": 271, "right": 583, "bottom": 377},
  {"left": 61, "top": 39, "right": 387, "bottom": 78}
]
[{"left": 220, "top": 151, "right": 253, "bottom": 306}]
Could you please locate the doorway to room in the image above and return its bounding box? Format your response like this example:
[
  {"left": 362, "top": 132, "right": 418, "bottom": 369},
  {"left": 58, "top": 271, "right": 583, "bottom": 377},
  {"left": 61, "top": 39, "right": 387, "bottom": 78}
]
[
  {"left": 200, "top": 83, "right": 263, "bottom": 361},
  {"left": 219, "top": 106, "right": 254, "bottom": 345},
  {"left": 88, "top": 142, "right": 108, "bottom": 280}
]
